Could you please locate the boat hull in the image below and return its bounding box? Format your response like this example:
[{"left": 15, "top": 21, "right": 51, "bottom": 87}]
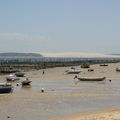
[
  {"left": 116, "top": 68, "right": 120, "bottom": 72},
  {"left": 6, "top": 77, "right": 20, "bottom": 81},
  {"left": 15, "top": 72, "right": 25, "bottom": 77},
  {"left": 77, "top": 77, "right": 106, "bottom": 81},
  {"left": 100, "top": 64, "right": 108, "bottom": 66},
  {"left": 0, "top": 84, "right": 13, "bottom": 93},
  {"left": 67, "top": 71, "right": 81, "bottom": 74},
  {"left": 66, "top": 69, "right": 82, "bottom": 74},
  {"left": 22, "top": 80, "right": 32, "bottom": 85}
]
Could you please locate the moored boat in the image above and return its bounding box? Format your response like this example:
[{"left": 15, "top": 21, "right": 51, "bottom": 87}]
[
  {"left": 6, "top": 74, "right": 20, "bottom": 81},
  {"left": 0, "top": 83, "right": 13, "bottom": 93},
  {"left": 21, "top": 78, "right": 32, "bottom": 86},
  {"left": 65, "top": 68, "right": 82, "bottom": 74},
  {"left": 88, "top": 69, "right": 94, "bottom": 72},
  {"left": 100, "top": 64, "right": 108, "bottom": 66},
  {"left": 15, "top": 72, "right": 25, "bottom": 77},
  {"left": 81, "top": 63, "right": 90, "bottom": 68},
  {"left": 74, "top": 76, "right": 106, "bottom": 81},
  {"left": 116, "top": 67, "right": 120, "bottom": 72}
]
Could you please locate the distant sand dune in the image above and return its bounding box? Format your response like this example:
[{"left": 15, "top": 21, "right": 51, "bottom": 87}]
[{"left": 34, "top": 52, "right": 116, "bottom": 58}]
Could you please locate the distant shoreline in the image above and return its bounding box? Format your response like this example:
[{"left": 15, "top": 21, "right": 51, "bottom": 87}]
[
  {"left": 0, "top": 60, "right": 120, "bottom": 74},
  {"left": 0, "top": 59, "right": 119, "bottom": 74}
]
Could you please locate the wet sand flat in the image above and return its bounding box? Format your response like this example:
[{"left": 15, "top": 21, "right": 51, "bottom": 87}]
[
  {"left": 0, "top": 63, "right": 120, "bottom": 120},
  {"left": 52, "top": 108, "right": 120, "bottom": 120}
]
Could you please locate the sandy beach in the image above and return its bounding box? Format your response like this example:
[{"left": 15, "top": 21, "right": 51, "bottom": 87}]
[
  {"left": 1, "top": 0, "right": 119, "bottom": 119},
  {"left": 0, "top": 62, "right": 120, "bottom": 120},
  {"left": 52, "top": 108, "right": 120, "bottom": 120}
]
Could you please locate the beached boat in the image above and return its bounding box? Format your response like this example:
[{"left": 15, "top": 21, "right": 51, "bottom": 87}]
[
  {"left": 65, "top": 68, "right": 82, "bottom": 74},
  {"left": 116, "top": 67, "right": 120, "bottom": 72},
  {"left": 21, "top": 79, "right": 32, "bottom": 86},
  {"left": 74, "top": 76, "right": 106, "bottom": 81},
  {"left": 6, "top": 74, "right": 20, "bottom": 81},
  {"left": 0, "top": 83, "right": 13, "bottom": 93},
  {"left": 88, "top": 69, "right": 94, "bottom": 72},
  {"left": 15, "top": 72, "right": 25, "bottom": 77},
  {"left": 100, "top": 64, "right": 108, "bottom": 66},
  {"left": 81, "top": 64, "right": 90, "bottom": 68}
]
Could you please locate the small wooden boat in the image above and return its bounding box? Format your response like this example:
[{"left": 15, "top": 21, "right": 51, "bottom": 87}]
[
  {"left": 15, "top": 72, "right": 25, "bottom": 77},
  {"left": 6, "top": 74, "right": 20, "bottom": 81},
  {"left": 74, "top": 76, "right": 106, "bottom": 81},
  {"left": 116, "top": 67, "right": 120, "bottom": 72},
  {"left": 88, "top": 69, "right": 94, "bottom": 72},
  {"left": 0, "top": 83, "right": 13, "bottom": 93},
  {"left": 65, "top": 68, "right": 82, "bottom": 74},
  {"left": 81, "top": 64, "right": 90, "bottom": 68},
  {"left": 22, "top": 80, "right": 32, "bottom": 86},
  {"left": 100, "top": 64, "right": 108, "bottom": 66}
]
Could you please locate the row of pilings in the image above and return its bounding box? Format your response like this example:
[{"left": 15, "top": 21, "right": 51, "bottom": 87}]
[{"left": 0, "top": 59, "right": 119, "bottom": 74}]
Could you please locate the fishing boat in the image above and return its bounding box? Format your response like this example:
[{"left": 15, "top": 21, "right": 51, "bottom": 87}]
[
  {"left": 65, "top": 68, "right": 82, "bottom": 74},
  {"left": 74, "top": 76, "right": 106, "bottom": 81},
  {"left": 81, "top": 63, "right": 90, "bottom": 68},
  {"left": 6, "top": 74, "right": 20, "bottom": 81},
  {"left": 21, "top": 78, "right": 32, "bottom": 86},
  {"left": 100, "top": 64, "right": 108, "bottom": 66},
  {"left": 15, "top": 72, "right": 25, "bottom": 77},
  {"left": 88, "top": 69, "right": 94, "bottom": 72},
  {"left": 116, "top": 67, "right": 120, "bottom": 72},
  {"left": 0, "top": 83, "right": 13, "bottom": 93}
]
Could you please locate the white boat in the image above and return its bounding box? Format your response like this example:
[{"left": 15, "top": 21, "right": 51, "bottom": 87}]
[
  {"left": 65, "top": 68, "right": 82, "bottom": 74},
  {"left": 6, "top": 74, "right": 20, "bottom": 81},
  {"left": 100, "top": 64, "right": 108, "bottom": 66}
]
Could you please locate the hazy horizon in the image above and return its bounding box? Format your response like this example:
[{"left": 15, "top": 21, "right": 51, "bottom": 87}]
[{"left": 0, "top": 0, "right": 119, "bottom": 54}]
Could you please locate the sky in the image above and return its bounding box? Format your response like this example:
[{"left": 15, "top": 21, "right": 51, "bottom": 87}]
[{"left": 0, "top": 0, "right": 119, "bottom": 54}]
